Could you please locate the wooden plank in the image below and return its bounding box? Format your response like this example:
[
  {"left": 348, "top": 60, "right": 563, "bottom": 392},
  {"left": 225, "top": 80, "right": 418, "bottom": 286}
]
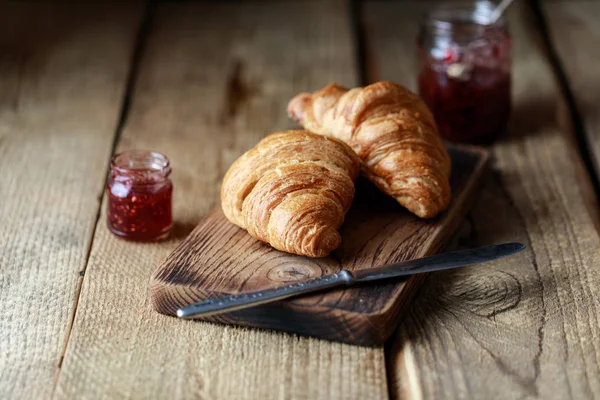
[
  {"left": 364, "top": 1, "right": 600, "bottom": 399},
  {"left": 541, "top": 1, "right": 600, "bottom": 188},
  {"left": 54, "top": 1, "right": 389, "bottom": 399},
  {"left": 152, "top": 145, "right": 488, "bottom": 346},
  {"left": 0, "top": 3, "right": 142, "bottom": 399}
]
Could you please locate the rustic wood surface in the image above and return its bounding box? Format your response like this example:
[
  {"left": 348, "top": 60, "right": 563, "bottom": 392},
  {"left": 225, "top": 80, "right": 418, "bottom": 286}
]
[
  {"left": 151, "top": 145, "right": 488, "bottom": 345},
  {"left": 541, "top": 1, "right": 600, "bottom": 188},
  {"left": 53, "top": 2, "right": 388, "bottom": 399},
  {"left": 0, "top": 3, "right": 141, "bottom": 399},
  {"left": 2, "top": 0, "right": 600, "bottom": 398},
  {"left": 364, "top": 1, "right": 600, "bottom": 398}
]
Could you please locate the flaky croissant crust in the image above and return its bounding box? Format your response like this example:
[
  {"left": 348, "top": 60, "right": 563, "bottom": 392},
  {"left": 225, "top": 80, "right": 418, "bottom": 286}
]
[
  {"left": 288, "top": 81, "right": 452, "bottom": 218},
  {"left": 221, "top": 130, "right": 360, "bottom": 258}
]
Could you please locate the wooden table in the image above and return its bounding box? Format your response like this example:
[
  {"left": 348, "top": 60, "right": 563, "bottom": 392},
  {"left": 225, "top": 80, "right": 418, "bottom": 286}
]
[{"left": 1, "top": 1, "right": 599, "bottom": 399}]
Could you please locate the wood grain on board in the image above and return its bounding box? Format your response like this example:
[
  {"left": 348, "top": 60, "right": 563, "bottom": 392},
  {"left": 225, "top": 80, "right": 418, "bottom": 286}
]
[
  {"left": 151, "top": 145, "right": 488, "bottom": 345},
  {"left": 0, "top": 3, "right": 141, "bottom": 399},
  {"left": 364, "top": 1, "right": 600, "bottom": 398},
  {"left": 54, "top": 1, "right": 389, "bottom": 399}
]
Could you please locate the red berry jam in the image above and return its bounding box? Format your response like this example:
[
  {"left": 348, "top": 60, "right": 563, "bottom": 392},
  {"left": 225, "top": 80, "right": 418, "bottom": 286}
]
[
  {"left": 417, "top": 2, "right": 512, "bottom": 144},
  {"left": 107, "top": 150, "right": 173, "bottom": 241}
]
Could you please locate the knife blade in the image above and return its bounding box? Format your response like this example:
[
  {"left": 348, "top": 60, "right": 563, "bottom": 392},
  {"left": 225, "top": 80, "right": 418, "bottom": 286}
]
[{"left": 176, "top": 242, "right": 526, "bottom": 319}]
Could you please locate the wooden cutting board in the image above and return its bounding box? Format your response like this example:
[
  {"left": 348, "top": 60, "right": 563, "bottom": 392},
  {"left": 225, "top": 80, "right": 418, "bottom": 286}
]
[{"left": 151, "top": 144, "right": 488, "bottom": 346}]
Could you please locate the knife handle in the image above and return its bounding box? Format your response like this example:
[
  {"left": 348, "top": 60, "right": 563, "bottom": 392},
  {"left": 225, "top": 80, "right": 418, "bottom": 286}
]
[{"left": 177, "top": 269, "right": 355, "bottom": 319}]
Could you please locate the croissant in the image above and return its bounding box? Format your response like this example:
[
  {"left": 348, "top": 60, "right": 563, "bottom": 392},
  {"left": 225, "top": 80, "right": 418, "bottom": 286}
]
[
  {"left": 221, "top": 130, "right": 360, "bottom": 258},
  {"left": 287, "top": 81, "right": 451, "bottom": 218}
]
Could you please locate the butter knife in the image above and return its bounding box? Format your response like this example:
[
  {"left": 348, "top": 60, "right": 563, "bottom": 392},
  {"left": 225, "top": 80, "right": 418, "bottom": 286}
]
[{"left": 177, "top": 242, "right": 525, "bottom": 319}]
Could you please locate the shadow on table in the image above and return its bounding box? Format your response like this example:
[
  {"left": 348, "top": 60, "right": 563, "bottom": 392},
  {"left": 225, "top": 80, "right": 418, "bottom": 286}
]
[
  {"left": 171, "top": 220, "right": 199, "bottom": 241},
  {"left": 503, "top": 95, "right": 562, "bottom": 142}
]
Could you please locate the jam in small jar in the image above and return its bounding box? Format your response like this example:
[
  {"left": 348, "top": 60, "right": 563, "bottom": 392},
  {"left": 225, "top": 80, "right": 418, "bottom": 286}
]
[
  {"left": 107, "top": 150, "right": 173, "bottom": 241},
  {"left": 417, "top": 1, "right": 512, "bottom": 144}
]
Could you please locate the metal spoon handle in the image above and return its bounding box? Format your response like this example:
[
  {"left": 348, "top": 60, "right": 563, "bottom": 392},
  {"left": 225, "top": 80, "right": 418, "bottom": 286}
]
[{"left": 489, "top": 0, "right": 515, "bottom": 24}]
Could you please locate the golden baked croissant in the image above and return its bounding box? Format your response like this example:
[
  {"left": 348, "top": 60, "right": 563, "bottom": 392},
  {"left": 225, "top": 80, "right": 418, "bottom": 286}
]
[
  {"left": 221, "top": 130, "right": 360, "bottom": 258},
  {"left": 288, "top": 81, "right": 451, "bottom": 218}
]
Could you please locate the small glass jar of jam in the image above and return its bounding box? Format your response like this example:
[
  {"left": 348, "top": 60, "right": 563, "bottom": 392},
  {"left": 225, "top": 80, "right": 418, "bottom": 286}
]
[
  {"left": 417, "top": 1, "right": 512, "bottom": 144},
  {"left": 107, "top": 150, "right": 173, "bottom": 241}
]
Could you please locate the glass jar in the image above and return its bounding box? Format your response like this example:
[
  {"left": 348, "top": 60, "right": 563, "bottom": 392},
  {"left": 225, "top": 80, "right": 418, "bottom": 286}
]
[
  {"left": 107, "top": 150, "right": 173, "bottom": 241},
  {"left": 417, "top": 1, "right": 512, "bottom": 144}
]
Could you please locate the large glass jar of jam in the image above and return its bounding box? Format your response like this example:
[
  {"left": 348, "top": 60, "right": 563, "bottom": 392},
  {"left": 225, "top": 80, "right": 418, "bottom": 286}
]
[
  {"left": 417, "top": 1, "right": 512, "bottom": 144},
  {"left": 107, "top": 150, "right": 173, "bottom": 241}
]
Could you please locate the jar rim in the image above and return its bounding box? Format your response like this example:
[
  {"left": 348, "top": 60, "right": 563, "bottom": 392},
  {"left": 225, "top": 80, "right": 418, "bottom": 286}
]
[
  {"left": 424, "top": 1, "right": 507, "bottom": 29},
  {"left": 110, "top": 150, "right": 171, "bottom": 182}
]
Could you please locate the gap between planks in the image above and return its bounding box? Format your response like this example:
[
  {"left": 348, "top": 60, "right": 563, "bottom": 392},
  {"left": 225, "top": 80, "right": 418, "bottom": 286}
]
[
  {"left": 529, "top": 0, "right": 600, "bottom": 229},
  {"left": 350, "top": 1, "right": 446, "bottom": 398},
  {"left": 50, "top": 2, "right": 156, "bottom": 397},
  {"left": 350, "top": 0, "right": 368, "bottom": 86},
  {"left": 351, "top": 1, "right": 400, "bottom": 397}
]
